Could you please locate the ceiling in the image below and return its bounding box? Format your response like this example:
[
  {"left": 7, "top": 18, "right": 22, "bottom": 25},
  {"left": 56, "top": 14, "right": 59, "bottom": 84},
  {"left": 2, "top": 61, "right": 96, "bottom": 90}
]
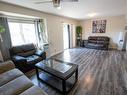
[{"left": 1, "top": 0, "right": 127, "bottom": 20}]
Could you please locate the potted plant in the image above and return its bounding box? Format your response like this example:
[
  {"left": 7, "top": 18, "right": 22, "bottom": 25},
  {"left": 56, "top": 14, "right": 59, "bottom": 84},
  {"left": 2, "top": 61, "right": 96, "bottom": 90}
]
[
  {"left": 76, "top": 26, "right": 82, "bottom": 38},
  {"left": 0, "top": 25, "right": 5, "bottom": 42},
  {"left": 0, "top": 25, "right": 5, "bottom": 33},
  {"left": 76, "top": 26, "right": 82, "bottom": 46}
]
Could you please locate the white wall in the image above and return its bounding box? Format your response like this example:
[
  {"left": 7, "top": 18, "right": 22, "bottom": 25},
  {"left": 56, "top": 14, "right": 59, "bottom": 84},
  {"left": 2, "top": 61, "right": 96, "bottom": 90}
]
[
  {"left": 79, "top": 16, "right": 125, "bottom": 49},
  {"left": 124, "top": 15, "right": 127, "bottom": 50},
  {"left": 125, "top": 15, "right": 127, "bottom": 24},
  {"left": 0, "top": 2, "right": 78, "bottom": 56}
]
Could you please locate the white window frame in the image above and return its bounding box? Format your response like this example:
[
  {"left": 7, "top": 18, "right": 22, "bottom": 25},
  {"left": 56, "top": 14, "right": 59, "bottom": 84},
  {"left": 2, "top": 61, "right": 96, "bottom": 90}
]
[{"left": 8, "top": 18, "right": 37, "bottom": 46}]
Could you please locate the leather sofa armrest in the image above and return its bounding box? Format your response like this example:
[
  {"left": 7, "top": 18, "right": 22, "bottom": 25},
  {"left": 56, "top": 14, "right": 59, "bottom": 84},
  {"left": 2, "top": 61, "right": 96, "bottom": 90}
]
[
  {"left": 12, "top": 55, "right": 26, "bottom": 61},
  {"left": 12, "top": 56, "right": 28, "bottom": 72},
  {"left": 35, "top": 50, "right": 46, "bottom": 58},
  {"left": 12, "top": 56, "right": 27, "bottom": 66},
  {"left": 0, "top": 60, "right": 15, "bottom": 74}
]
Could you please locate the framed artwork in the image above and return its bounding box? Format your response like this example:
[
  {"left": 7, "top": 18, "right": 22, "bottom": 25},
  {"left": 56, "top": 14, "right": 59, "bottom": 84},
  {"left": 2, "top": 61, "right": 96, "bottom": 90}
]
[{"left": 92, "top": 20, "right": 106, "bottom": 33}]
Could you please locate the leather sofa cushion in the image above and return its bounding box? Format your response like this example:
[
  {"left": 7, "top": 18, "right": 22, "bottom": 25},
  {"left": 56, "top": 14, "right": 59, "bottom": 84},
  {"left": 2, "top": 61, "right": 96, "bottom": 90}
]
[
  {"left": 88, "top": 37, "right": 97, "bottom": 40},
  {"left": 11, "top": 44, "right": 35, "bottom": 55},
  {"left": 0, "top": 69, "right": 23, "bottom": 86},
  {"left": 26, "top": 55, "right": 42, "bottom": 64},
  {"left": 22, "top": 44, "right": 35, "bottom": 52},
  {"left": 20, "top": 86, "right": 48, "bottom": 95},
  {"left": 17, "top": 50, "right": 36, "bottom": 57},
  {"left": 0, "top": 75, "right": 33, "bottom": 95},
  {"left": 97, "top": 41, "right": 108, "bottom": 44},
  {"left": 87, "top": 43, "right": 104, "bottom": 47},
  {"left": 11, "top": 46, "right": 24, "bottom": 54},
  {"left": 89, "top": 40, "right": 97, "bottom": 43},
  {"left": 88, "top": 36, "right": 109, "bottom": 41},
  {"left": 97, "top": 37, "right": 109, "bottom": 41}
]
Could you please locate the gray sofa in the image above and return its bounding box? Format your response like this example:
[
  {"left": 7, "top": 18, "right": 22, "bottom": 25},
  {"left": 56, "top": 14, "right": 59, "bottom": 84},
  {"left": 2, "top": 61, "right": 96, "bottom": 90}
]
[{"left": 0, "top": 61, "right": 47, "bottom": 95}]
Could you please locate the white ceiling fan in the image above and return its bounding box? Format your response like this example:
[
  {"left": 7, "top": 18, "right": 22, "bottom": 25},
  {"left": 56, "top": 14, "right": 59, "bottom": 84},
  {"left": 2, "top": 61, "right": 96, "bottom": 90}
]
[{"left": 35, "top": 0, "right": 78, "bottom": 9}]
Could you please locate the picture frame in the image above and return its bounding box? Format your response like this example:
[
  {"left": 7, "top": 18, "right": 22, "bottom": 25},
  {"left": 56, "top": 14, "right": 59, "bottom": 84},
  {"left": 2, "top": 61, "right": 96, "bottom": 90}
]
[{"left": 92, "top": 20, "right": 106, "bottom": 33}]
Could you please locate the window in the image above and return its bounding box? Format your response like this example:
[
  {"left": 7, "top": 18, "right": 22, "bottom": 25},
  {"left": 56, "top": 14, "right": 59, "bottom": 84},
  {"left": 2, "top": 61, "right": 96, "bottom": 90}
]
[{"left": 8, "top": 21, "right": 37, "bottom": 46}]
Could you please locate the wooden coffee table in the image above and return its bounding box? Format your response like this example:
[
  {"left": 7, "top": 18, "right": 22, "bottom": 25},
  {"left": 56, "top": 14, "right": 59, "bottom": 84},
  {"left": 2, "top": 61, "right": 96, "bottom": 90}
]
[{"left": 35, "top": 58, "right": 78, "bottom": 95}]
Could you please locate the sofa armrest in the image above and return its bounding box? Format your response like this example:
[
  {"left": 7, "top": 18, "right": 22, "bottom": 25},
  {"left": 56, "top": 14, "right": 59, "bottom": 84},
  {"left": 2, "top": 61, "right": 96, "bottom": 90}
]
[
  {"left": 12, "top": 55, "right": 27, "bottom": 66},
  {"left": 12, "top": 55, "right": 26, "bottom": 61},
  {"left": 35, "top": 50, "right": 46, "bottom": 57},
  {"left": 0, "top": 60, "right": 15, "bottom": 74}
]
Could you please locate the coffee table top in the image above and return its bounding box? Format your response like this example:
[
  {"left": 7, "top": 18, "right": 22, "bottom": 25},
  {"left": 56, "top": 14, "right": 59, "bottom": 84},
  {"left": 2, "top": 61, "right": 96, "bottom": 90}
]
[{"left": 35, "top": 58, "right": 78, "bottom": 80}]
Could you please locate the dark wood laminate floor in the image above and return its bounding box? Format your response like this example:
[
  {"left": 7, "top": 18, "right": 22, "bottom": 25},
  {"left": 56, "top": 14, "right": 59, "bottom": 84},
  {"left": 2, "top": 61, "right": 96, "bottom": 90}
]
[{"left": 27, "top": 48, "right": 127, "bottom": 95}]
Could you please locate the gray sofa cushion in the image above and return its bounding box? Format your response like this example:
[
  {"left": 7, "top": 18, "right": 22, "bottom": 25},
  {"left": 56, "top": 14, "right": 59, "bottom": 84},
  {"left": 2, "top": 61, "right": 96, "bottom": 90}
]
[
  {"left": 0, "top": 69, "right": 23, "bottom": 86},
  {"left": 0, "top": 75, "right": 33, "bottom": 95},
  {"left": 20, "top": 86, "right": 47, "bottom": 95}
]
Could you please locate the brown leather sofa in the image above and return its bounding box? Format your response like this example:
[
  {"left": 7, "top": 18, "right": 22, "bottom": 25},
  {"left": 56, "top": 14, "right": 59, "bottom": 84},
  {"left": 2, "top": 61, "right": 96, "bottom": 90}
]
[
  {"left": 85, "top": 36, "right": 110, "bottom": 50},
  {"left": 0, "top": 61, "right": 47, "bottom": 95},
  {"left": 9, "top": 44, "right": 46, "bottom": 73}
]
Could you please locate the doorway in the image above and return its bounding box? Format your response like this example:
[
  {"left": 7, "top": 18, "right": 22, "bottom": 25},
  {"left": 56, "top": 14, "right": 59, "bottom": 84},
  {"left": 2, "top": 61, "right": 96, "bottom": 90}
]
[
  {"left": 63, "top": 23, "right": 76, "bottom": 50},
  {"left": 63, "top": 24, "right": 70, "bottom": 49}
]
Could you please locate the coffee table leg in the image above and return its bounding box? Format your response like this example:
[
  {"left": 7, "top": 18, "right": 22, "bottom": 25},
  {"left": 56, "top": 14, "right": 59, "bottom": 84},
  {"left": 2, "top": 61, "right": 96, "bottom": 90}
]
[
  {"left": 36, "top": 67, "right": 39, "bottom": 79},
  {"left": 62, "top": 80, "right": 66, "bottom": 95},
  {"left": 75, "top": 68, "right": 78, "bottom": 82}
]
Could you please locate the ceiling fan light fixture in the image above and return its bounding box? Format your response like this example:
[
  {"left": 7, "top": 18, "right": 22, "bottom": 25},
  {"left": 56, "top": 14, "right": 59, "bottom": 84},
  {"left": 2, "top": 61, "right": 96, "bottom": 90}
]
[
  {"left": 53, "top": 0, "right": 60, "bottom": 8},
  {"left": 35, "top": 0, "right": 79, "bottom": 9}
]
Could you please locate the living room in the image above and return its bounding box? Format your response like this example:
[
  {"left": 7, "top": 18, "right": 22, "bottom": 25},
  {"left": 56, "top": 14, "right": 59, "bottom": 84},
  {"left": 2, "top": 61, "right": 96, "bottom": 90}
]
[{"left": 0, "top": 0, "right": 127, "bottom": 95}]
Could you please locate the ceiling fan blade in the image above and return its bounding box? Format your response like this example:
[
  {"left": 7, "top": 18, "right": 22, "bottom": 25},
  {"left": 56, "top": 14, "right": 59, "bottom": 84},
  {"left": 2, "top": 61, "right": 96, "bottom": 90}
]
[
  {"left": 35, "top": 1, "right": 52, "bottom": 4},
  {"left": 60, "top": 0, "right": 78, "bottom": 2}
]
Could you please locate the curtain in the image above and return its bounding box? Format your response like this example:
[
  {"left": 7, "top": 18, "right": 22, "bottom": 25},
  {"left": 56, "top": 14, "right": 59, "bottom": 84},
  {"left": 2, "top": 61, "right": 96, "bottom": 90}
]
[
  {"left": 35, "top": 19, "right": 49, "bottom": 50},
  {"left": 0, "top": 17, "right": 12, "bottom": 61}
]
